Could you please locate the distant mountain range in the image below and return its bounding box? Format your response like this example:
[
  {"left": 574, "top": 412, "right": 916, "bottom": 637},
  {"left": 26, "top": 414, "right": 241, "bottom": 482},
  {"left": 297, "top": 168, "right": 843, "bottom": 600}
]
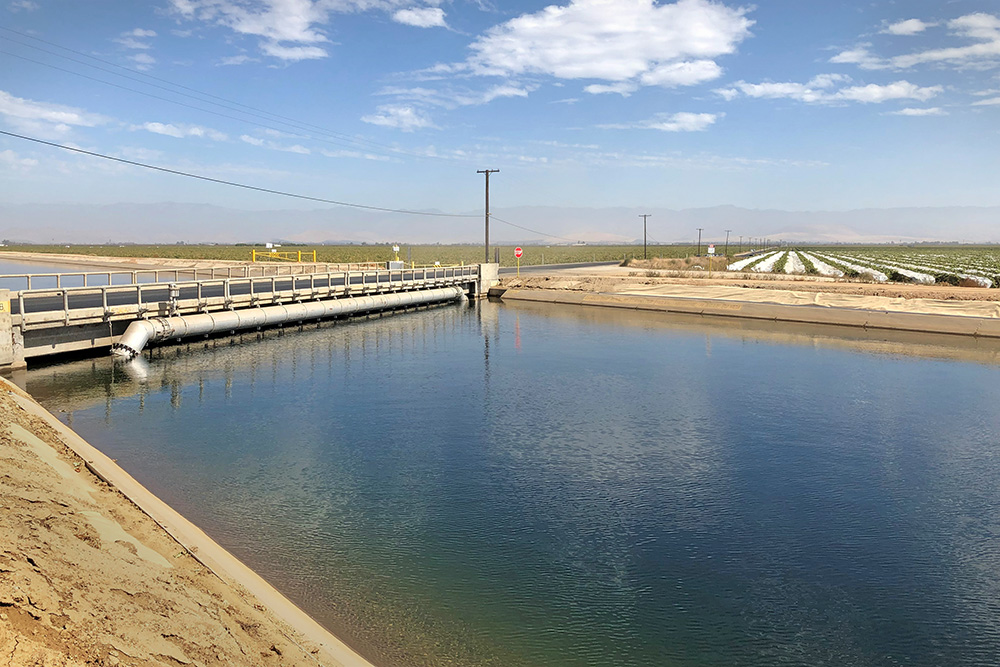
[{"left": 1, "top": 202, "right": 998, "bottom": 245}]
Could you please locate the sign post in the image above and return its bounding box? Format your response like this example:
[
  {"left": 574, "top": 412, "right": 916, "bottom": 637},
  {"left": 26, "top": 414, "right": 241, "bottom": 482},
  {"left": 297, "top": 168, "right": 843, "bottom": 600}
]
[
  {"left": 515, "top": 247, "right": 523, "bottom": 277},
  {"left": 707, "top": 244, "right": 715, "bottom": 277}
]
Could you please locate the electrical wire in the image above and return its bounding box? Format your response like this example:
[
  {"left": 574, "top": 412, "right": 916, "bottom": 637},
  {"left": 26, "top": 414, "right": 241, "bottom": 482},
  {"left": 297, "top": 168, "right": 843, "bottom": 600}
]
[
  {"left": 0, "top": 48, "right": 433, "bottom": 162},
  {"left": 0, "top": 27, "right": 472, "bottom": 164},
  {"left": 0, "top": 130, "right": 479, "bottom": 218},
  {"left": 490, "top": 216, "right": 579, "bottom": 243}
]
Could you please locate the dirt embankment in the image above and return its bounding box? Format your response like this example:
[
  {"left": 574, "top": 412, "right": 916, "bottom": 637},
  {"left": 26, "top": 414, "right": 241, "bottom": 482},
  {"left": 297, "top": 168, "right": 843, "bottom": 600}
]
[
  {"left": 0, "top": 377, "right": 362, "bottom": 667},
  {"left": 501, "top": 271, "right": 1000, "bottom": 302}
]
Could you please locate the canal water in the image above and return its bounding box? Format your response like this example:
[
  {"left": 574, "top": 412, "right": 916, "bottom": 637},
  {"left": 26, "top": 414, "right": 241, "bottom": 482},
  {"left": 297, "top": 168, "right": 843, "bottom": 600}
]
[
  {"left": 0, "top": 256, "right": 114, "bottom": 291},
  {"left": 22, "top": 300, "right": 1000, "bottom": 667},
  {"left": 0, "top": 255, "right": 167, "bottom": 290}
]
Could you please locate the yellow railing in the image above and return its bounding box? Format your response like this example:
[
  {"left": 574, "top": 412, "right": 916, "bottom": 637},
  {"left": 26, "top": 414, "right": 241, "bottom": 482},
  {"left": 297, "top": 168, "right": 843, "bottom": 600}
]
[{"left": 251, "top": 249, "right": 318, "bottom": 263}]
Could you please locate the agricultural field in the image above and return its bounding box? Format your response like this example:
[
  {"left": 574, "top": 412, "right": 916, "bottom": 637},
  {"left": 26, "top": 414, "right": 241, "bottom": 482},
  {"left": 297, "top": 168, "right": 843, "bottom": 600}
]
[
  {"left": 727, "top": 246, "right": 1000, "bottom": 287},
  {"left": 0, "top": 243, "right": 698, "bottom": 268}
]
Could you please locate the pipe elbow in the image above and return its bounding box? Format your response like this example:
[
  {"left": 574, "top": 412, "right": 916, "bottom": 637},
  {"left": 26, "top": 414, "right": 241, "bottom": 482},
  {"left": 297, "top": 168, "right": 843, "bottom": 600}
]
[{"left": 112, "top": 320, "right": 156, "bottom": 358}]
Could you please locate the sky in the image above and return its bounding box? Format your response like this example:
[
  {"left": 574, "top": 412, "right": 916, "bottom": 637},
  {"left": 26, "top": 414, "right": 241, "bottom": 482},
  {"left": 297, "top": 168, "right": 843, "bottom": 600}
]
[{"left": 1, "top": 0, "right": 999, "bottom": 240}]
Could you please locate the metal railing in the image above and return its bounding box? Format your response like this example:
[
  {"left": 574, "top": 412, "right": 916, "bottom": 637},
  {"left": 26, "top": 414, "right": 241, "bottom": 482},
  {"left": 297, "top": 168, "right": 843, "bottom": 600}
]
[
  {"left": 0, "top": 262, "right": 398, "bottom": 291},
  {"left": 250, "top": 249, "right": 319, "bottom": 263},
  {"left": 13, "top": 265, "right": 479, "bottom": 330}
]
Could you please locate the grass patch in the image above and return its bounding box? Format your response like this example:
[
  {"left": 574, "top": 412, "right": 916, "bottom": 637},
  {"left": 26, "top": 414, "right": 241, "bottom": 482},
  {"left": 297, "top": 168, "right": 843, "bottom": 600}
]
[{"left": 1, "top": 244, "right": 698, "bottom": 269}]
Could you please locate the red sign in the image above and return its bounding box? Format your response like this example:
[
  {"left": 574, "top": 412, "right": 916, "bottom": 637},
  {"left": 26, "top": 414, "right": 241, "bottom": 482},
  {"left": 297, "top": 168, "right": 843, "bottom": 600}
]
[{"left": 514, "top": 247, "right": 523, "bottom": 258}]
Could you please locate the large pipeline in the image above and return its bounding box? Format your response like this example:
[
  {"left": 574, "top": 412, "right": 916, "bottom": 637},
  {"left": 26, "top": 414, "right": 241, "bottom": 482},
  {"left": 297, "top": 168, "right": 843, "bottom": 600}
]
[{"left": 111, "top": 286, "right": 466, "bottom": 358}]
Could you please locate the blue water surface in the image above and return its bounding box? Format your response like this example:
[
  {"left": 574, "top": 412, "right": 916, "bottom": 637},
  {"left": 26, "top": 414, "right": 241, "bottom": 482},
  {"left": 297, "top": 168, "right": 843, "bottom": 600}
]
[{"left": 25, "top": 300, "right": 1000, "bottom": 667}]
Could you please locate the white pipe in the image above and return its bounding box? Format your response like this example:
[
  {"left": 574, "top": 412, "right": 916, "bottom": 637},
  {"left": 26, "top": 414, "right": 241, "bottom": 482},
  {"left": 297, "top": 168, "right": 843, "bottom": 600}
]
[{"left": 112, "top": 286, "right": 465, "bottom": 358}]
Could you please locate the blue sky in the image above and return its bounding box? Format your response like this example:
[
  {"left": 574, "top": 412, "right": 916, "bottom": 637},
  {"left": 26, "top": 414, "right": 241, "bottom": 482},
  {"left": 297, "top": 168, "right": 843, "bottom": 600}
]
[{"left": 1, "top": 0, "right": 998, "bottom": 222}]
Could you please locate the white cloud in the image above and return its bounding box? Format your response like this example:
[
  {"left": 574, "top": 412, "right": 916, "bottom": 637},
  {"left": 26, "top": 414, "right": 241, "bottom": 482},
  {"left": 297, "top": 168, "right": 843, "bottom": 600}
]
[
  {"left": 834, "top": 12, "right": 1000, "bottom": 70},
  {"left": 584, "top": 82, "right": 639, "bottom": 96},
  {"left": 170, "top": 0, "right": 371, "bottom": 61},
  {"left": 115, "top": 27, "right": 157, "bottom": 50},
  {"left": 374, "top": 83, "right": 534, "bottom": 110},
  {"left": 218, "top": 54, "right": 258, "bottom": 65},
  {"left": 716, "top": 74, "right": 848, "bottom": 103},
  {"left": 891, "top": 13, "right": 1000, "bottom": 68},
  {"left": 262, "top": 128, "right": 300, "bottom": 138},
  {"left": 320, "top": 148, "right": 391, "bottom": 161},
  {"left": 729, "top": 81, "right": 827, "bottom": 102},
  {"left": 0, "top": 149, "right": 38, "bottom": 170},
  {"left": 832, "top": 81, "right": 941, "bottom": 103},
  {"left": 7, "top": 0, "right": 38, "bottom": 12},
  {"left": 639, "top": 60, "right": 723, "bottom": 87},
  {"left": 466, "top": 0, "right": 752, "bottom": 92},
  {"left": 829, "top": 46, "right": 886, "bottom": 70},
  {"left": 361, "top": 104, "right": 435, "bottom": 131},
  {"left": 808, "top": 73, "right": 851, "bottom": 88},
  {"left": 129, "top": 53, "right": 157, "bottom": 70},
  {"left": 393, "top": 7, "right": 446, "bottom": 28},
  {"left": 0, "top": 90, "right": 108, "bottom": 136},
  {"left": 116, "top": 37, "right": 152, "bottom": 49},
  {"left": 134, "top": 122, "right": 228, "bottom": 140},
  {"left": 950, "top": 12, "right": 1000, "bottom": 42},
  {"left": 717, "top": 76, "right": 940, "bottom": 104},
  {"left": 972, "top": 96, "right": 1000, "bottom": 106},
  {"left": 480, "top": 84, "right": 531, "bottom": 104},
  {"left": 881, "top": 19, "right": 933, "bottom": 36},
  {"left": 118, "top": 146, "right": 165, "bottom": 161},
  {"left": 239, "top": 133, "right": 309, "bottom": 151},
  {"left": 887, "top": 107, "right": 947, "bottom": 116},
  {"left": 601, "top": 111, "right": 720, "bottom": 132},
  {"left": 260, "top": 42, "right": 328, "bottom": 61}
]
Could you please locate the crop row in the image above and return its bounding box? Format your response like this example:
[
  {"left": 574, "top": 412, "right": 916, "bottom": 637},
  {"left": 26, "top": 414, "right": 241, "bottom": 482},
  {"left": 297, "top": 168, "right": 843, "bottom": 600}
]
[{"left": 728, "top": 247, "right": 1000, "bottom": 287}]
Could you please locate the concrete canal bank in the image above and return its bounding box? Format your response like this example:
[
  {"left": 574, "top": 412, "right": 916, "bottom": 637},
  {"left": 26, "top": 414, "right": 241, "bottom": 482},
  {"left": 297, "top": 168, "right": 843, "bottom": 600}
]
[
  {"left": 0, "top": 374, "right": 375, "bottom": 667},
  {"left": 494, "top": 278, "right": 1000, "bottom": 339}
]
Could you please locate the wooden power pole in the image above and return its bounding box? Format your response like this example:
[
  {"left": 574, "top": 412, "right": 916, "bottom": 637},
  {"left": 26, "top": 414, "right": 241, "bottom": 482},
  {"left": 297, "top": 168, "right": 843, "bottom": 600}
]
[{"left": 477, "top": 169, "right": 500, "bottom": 263}]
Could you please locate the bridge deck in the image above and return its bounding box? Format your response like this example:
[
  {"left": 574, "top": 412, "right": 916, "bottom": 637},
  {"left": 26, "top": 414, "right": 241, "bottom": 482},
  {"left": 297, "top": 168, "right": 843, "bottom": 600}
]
[{"left": 1, "top": 264, "right": 484, "bottom": 367}]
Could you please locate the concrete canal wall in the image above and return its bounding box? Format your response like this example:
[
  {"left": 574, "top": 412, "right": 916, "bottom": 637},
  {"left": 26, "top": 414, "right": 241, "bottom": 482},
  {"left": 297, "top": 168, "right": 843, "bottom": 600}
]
[{"left": 494, "top": 284, "right": 1000, "bottom": 339}]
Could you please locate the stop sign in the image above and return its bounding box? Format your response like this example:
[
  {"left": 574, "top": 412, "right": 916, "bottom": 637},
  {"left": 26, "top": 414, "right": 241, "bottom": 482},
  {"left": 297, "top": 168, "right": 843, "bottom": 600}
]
[{"left": 514, "top": 247, "right": 523, "bottom": 258}]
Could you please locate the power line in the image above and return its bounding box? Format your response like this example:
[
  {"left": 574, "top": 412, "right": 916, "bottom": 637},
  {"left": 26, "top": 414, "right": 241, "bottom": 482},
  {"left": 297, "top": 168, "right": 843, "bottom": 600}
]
[
  {"left": 490, "top": 216, "right": 578, "bottom": 243},
  {"left": 0, "top": 130, "right": 479, "bottom": 218},
  {"left": 0, "top": 48, "right": 424, "bottom": 162},
  {"left": 0, "top": 29, "right": 463, "bottom": 164},
  {"left": 4, "top": 126, "right": 674, "bottom": 245}
]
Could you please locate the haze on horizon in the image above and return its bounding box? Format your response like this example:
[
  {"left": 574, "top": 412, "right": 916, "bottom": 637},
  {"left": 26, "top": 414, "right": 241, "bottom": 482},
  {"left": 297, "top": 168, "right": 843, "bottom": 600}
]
[{"left": 1, "top": 0, "right": 998, "bottom": 244}]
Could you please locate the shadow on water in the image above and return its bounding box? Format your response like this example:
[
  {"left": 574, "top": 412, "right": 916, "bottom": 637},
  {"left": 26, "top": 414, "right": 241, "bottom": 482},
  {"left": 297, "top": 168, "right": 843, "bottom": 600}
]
[{"left": 19, "top": 299, "right": 1000, "bottom": 667}]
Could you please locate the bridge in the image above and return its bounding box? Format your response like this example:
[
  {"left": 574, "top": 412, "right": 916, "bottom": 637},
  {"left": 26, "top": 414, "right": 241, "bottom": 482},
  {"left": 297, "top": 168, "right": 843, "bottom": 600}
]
[{"left": 1, "top": 262, "right": 497, "bottom": 372}]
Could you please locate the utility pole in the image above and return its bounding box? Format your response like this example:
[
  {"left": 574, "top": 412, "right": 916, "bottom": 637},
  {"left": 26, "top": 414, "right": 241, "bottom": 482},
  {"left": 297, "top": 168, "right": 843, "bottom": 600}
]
[
  {"left": 640, "top": 214, "right": 651, "bottom": 259},
  {"left": 724, "top": 229, "right": 732, "bottom": 258},
  {"left": 739, "top": 235, "right": 743, "bottom": 253},
  {"left": 477, "top": 169, "right": 500, "bottom": 263},
  {"left": 696, "top": 228, "right": 703, "bottom": 257}
]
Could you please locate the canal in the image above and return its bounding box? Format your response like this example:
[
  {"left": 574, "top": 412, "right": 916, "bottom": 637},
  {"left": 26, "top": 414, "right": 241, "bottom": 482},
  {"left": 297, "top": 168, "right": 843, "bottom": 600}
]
[{"left": 22, "top": 299, "right": 1000, "bottom": 666}]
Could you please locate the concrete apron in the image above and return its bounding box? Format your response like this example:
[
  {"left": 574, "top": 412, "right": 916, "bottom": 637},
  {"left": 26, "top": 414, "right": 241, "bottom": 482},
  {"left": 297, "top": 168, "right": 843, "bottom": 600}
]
[
  {"left": 0, "top": 288, "right": 25, "bottom": 371},
  {"left": 496, "top": 288, "right": 1000, "bottom": 339}
]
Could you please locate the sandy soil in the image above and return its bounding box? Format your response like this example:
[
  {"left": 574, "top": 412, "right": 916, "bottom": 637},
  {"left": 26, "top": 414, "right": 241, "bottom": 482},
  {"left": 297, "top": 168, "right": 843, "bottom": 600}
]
[
  {"left": 0, "top": 377, "right": 362, "bottom": 667},
  {"left": 501, "top": 269, "right": 1000, "bottom": 302}
]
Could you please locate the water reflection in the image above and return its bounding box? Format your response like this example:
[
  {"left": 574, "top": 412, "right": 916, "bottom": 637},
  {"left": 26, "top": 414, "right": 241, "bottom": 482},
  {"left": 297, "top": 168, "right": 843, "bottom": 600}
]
[{"left": 20, "top": 299, "right": 1000, "bottom": 667}]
